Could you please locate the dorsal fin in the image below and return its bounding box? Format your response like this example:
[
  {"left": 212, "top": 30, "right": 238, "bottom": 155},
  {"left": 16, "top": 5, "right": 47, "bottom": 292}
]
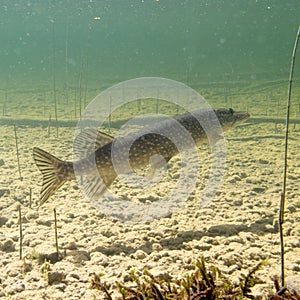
[{"left": 73, "top": 128, "right": 114, "bottom": 159}]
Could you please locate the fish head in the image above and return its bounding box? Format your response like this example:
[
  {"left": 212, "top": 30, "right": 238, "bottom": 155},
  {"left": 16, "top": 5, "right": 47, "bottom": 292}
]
[{"left": 215, "top": 108, "right": 250, "bottom": 130}]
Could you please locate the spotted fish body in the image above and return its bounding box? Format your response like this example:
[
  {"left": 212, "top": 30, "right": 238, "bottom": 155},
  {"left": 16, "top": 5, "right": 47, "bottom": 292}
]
[{"left": 33, "top": 108, "right": 249, "bottom": 205}]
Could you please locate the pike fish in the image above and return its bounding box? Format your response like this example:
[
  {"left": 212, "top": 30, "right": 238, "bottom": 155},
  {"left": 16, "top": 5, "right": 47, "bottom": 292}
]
[{"left": 33, "top": 108, "right": 249, "bottom": 205}]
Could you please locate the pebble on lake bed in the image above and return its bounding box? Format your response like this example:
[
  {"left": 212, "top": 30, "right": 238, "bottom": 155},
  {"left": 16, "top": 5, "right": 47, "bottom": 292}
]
[
  {"left": 133, "top": 250, "right": 148, "bottom": 260},
  {"left": 5, "top": 281, "right": 25, "bottom": 295},
  {"left": 0, "top": 238, "right": 15, "bottom": 252},
  {"left": 47, "top": 271, "right": 65, "bottom": 285},
  {"left": 0, "top": 216, "right": 8, "bottom": 226},
  {"left": 0, "top": 189, "right": 10, "bottom": 197}
]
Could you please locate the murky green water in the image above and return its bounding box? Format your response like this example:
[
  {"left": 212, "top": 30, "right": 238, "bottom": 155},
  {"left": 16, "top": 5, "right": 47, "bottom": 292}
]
[{"left": 1, "top": 0, "right": 299, "bottom": 88}]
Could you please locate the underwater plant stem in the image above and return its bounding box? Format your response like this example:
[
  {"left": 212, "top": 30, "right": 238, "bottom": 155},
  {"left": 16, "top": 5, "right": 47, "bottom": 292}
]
[
  {"left": 47, "top": 114, "right": 51, "bottom": 137},
  {"left": 13, "top": 124, "right": 22, "bottom": 181},
  {"left": 84, "top": 58, "right": 88, "bottom": 109},
  {"left": 108, "top": 96, "right": 112, "bottom": 134},
  {"left": 52, "top": 20, "right": 58, "bottom": 138},
  {"left": 280, "top": 25, "right": 300, "bottom": 288},
  {"left": 54, "top": 208, "right": 59, "bottom": 259},
  {"left": 74, "top": 89, "right": 77, "bottom": 118},
  {"left": 79, "top": 57, "right": 83, "bottom": 118},
  {"left": 29, "top": 187, "right": 32, "bottom": 209},
  {"left": 3, "top": 90, "right": 7, "bottom": 116},
  {"left": 18, "top": 205, "right": 22, "bottom": 259},
  {"left": 65, "top": 22, "right": 69, "bottom": 108}
]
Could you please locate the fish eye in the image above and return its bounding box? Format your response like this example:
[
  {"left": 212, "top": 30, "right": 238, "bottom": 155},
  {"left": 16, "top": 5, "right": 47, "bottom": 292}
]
[{"left": 228, "top": 108, "right": 234, "bottom": 115}]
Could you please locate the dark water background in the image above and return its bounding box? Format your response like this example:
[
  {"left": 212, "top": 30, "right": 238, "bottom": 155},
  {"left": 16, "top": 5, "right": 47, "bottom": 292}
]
[{"left": 1, "top": 0, "right": 299, "bottom": 91}]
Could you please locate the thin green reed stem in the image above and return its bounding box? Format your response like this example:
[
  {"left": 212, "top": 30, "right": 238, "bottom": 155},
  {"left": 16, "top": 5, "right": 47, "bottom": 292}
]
[
  {"left": 54, "top": 208, "right": 59, "bottom": 260},
  {"left": 280, "top": 25, "right": 300, "bottom": 288},
  {"left": 19, "top": 205, "right": 22, "bottom": 259},
  {"left": 14, "top": 124, "right": 22, "bottom": 181}
]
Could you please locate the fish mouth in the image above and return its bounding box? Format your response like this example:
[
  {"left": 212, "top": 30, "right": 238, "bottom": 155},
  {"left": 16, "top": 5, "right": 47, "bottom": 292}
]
[{"left": 233, "top": 111, "right": 250, "bottom": 125}]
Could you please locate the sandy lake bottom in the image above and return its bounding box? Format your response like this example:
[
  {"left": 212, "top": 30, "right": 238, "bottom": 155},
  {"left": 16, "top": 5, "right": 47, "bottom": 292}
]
[{"left": 0, "top": 82, "right": 300, "bottom": 299}]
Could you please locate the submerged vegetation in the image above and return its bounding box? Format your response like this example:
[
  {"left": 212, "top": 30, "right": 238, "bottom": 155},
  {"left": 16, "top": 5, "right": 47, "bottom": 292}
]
[{"left": 89, "top": 256, "right": 299, "bottom": 299}]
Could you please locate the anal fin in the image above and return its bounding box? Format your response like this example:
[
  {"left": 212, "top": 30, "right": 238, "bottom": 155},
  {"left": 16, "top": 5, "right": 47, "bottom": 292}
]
[{"left": 80, "top": 172, "right": 117, "bottom": 201}]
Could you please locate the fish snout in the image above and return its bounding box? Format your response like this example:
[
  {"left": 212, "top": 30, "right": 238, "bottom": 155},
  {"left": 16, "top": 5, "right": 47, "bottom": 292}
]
[{"left": 234, "top": 111, "right": 250, "bottom": 123}]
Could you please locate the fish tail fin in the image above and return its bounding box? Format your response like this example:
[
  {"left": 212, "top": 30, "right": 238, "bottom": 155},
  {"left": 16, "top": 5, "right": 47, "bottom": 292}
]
[{"left": 33, "top": 147, "right": 72, "bottom": 206}]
